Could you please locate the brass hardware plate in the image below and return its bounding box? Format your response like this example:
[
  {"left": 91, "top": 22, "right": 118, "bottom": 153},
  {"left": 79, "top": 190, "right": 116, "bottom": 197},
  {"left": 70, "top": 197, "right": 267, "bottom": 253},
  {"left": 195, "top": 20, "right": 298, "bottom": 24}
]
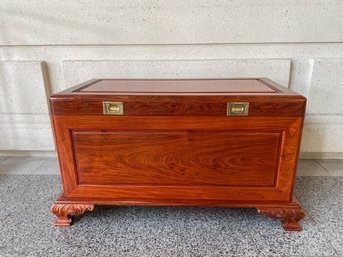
[
  {"left": 103, "top": 102, "right": 124, "bottom": 115},
  {"left": 227, "top": 102, "right": 249, "bottom": 116}
]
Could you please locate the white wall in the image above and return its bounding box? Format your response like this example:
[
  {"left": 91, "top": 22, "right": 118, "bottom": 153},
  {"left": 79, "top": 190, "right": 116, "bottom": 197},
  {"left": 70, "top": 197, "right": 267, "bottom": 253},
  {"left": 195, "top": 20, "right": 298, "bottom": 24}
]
[{"left": 1, "top": 0, "right": 343, "bottom": 158}]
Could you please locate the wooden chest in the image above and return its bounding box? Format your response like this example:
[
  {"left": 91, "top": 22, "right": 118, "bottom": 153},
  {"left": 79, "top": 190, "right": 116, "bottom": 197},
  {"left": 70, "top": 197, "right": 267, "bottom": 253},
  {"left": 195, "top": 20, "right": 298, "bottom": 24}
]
[{"left": 50, "top": 78, "right": 306, "bottom": 231}]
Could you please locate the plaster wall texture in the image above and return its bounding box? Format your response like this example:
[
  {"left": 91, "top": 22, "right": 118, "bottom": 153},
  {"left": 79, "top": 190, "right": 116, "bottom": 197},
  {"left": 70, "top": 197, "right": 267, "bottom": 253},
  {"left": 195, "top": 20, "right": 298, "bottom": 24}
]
[{"left": 0, "top": 1, "right": 342, "bottom": 157}]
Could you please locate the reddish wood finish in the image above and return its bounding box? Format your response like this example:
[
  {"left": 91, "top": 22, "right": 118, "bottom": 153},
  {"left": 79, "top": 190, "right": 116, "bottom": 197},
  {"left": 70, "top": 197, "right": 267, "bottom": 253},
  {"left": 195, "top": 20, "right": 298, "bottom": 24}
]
[
  {"left": 51, "top": 196, "right": 304, "bottom": 231},
  {"left": 257, "top": 198, "right": 305, "bottom": 231},
  {"left": 51, "top": 203, "right": 95, "bottom": 226},
  {"left": 78, "top": 79, "right": 277, "bottom": 93},
  {"left": 50, "top": 78, "right": 306, "bottom": 117},
  {"left": 73, "top": 130, "right": 281, "bottom": 186},
  {"left": 50, "top": 98, "right": 305, "bottom": 117},
  {"left": 50, "top": 78, "right": 306, "bottom": 231}
]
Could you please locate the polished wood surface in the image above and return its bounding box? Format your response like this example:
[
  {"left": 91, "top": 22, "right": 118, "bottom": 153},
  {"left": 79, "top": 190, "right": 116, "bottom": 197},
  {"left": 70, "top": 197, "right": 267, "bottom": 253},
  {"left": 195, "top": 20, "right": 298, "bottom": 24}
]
[
  {"left": 77, "top": 79, "right": 277, "bottom": 93},
  {"left": 51, "top": 203, "right": 95, "bottom": 226},
  {"left": 257, "top": 198, "right": 305, "bottom": 231},
  {"left": 55, "top": 78, "right": 300, "bottom": 96},
  {"left": 73, "top": 130, "right": 280, "bottom": 186},
  {"left": 51, "top": 78, "right": 305, "bottom": 116},
  {"left": 51, "top": 197, "right": 304, "bottom": 229},
  {"left": 53, "top": 116, "right": 302, "bottom": 202},
  {"left": 50, "top": 78, "right": 306, "bottom": 231},
  {"left": 50, "top": 96, "right": 305, "bottom": 116}
]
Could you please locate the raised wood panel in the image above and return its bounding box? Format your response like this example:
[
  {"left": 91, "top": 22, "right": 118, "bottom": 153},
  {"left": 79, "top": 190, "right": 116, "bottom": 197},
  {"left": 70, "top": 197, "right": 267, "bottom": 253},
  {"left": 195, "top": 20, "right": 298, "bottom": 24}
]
[
  {"left": 72, "top": 130, "right": 281, "bottom": 186},
  {"left": 52, "top": 115, "right": 302, "bottom": 201}
]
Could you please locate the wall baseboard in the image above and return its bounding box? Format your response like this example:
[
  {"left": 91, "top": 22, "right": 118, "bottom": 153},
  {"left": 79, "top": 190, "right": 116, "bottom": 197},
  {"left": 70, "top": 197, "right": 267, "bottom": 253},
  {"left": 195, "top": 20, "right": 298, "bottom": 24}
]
[
  {"left": 299, "top": 152, "right": 343, "bottom": 160},
  {"left": 0, "top": 151, "right": 57, "bottom": 158}
]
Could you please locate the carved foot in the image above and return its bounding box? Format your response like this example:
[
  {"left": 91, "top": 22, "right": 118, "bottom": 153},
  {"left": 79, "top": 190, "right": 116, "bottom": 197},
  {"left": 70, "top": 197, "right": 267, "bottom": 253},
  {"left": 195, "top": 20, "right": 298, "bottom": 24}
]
[
  {"left": 51, "top": 203, "right": 95, "bottom": 226},
  {"left": 257, "top": 206, "right": 305, "bottom": 231}
]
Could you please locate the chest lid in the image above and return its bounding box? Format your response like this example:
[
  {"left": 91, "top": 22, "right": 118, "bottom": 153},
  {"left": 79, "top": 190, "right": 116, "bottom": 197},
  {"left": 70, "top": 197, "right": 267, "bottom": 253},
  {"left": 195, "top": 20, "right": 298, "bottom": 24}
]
[{"left": 50, "top": 78, "right": 306, "bottom": 117}]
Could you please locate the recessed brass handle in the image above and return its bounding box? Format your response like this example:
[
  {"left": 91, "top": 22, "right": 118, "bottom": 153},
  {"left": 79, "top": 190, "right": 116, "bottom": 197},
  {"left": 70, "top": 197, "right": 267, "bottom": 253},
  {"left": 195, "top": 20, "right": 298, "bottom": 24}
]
[
  {"left": 103, "top": 102, "right": 124, "bottom": 115},
  {"left": 227, "top": 102, "right": 249, "bottom": 116},
  {"left": 108, "top": 105, "right": 120, "bottom": 112},
  {"left": 231, "top": 105, "right": 245, "bottom": 113}
]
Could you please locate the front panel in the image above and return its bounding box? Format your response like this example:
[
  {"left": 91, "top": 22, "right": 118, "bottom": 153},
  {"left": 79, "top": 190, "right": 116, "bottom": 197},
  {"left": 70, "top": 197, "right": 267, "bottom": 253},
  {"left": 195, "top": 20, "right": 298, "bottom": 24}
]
[
  {"left": 53, "top": 116, "right": 303, "bottom": 203},
  {"left": 73, "top": 130, "right": 281, "bottom": 186}
]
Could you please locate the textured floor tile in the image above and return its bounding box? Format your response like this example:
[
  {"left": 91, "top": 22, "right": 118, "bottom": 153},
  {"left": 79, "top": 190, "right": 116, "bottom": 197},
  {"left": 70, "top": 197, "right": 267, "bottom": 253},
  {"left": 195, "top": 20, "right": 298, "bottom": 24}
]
[
  {"left": 294, "top": 177, "right": 343, "bottom": 208},
  {"left": 114, "top": 225, "right": 178, "bottom": 257},
  {"left": 1, "top": 209, "right": 177, "bottom": 257},
  {"left": 321, "top": 228, "right": 343, "bottom": 256},
  {"left": 33, "top": 158, "right": 60, "bottom": 175},
  {"left": 178, "top": 225, "right": 258, "bottom": 257},
  {"left": 178, "top": 208, "right": 258, "bottom": 256},
  {"left": 248, "top": 215, "right": 337, "bottom": 257},
  {"left": 0, "top": 176, "right": 178, "bottom": 257},
  {"left": 95, "top": 206, "right": 179, "bottom": 257},
  {"left": 308, "top": 205, "right": 343, "bottom": 256},
  {"left": 178, "top": 207, "right": 257, "bottom": 225},
  {"left": 0, "top": 157, "right": 45, "bottom": 174},
  {"left": 296, "top": 160, "right": 329, "bottom": 176},
  {"left": 0, "top": 216, "right": 120, "bottom": 257},
  {"left": 0, "top": 175, "right": 23, "bottom": 200},
  {"left": 317, "top": 160, "right": 343, "bottom": 176},
  {"left": 95, "top": 205, "right": 180, "bottom": 224},
  {"left": 0, "top": 175, "right": 62, "bottom": 204},
  {"left": 308, "top": 205, "right": 343, "bottom": 225}
]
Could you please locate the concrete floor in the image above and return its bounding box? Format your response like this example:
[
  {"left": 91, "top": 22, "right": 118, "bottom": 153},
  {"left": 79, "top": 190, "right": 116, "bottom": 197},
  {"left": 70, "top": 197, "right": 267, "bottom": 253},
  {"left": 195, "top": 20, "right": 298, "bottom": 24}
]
[{"left": 0, "top": 157, "right": 342, "bottom": 257}]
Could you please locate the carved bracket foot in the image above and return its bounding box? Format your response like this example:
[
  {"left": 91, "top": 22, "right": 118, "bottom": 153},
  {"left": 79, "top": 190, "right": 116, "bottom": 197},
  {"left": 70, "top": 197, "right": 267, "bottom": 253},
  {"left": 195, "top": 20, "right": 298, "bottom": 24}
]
[
  {"left": 257, "top": 206, "right": 305, "bottom": 231},
  {"left": 51, "top": 203, "right": 95, "bottom": 226}
]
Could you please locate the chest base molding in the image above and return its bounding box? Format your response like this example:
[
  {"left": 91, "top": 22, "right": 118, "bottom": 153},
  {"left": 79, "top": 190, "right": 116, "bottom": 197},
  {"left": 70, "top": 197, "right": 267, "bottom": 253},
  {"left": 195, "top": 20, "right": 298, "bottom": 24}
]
[{"left": 51, "top": 195, "right": 305, "bottom": 231}]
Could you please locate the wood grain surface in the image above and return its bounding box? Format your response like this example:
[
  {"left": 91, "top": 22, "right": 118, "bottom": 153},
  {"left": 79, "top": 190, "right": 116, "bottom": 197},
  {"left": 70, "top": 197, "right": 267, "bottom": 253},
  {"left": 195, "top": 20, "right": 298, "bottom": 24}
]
[
  {"left": 52, "top": 115, "right": 302, "bottom": 202},
  {"left": 50, "top": 98, "right": 305, "bottom": 116},
  {"left": 73, "top": 130, "right": 281, "bottom": 186}
]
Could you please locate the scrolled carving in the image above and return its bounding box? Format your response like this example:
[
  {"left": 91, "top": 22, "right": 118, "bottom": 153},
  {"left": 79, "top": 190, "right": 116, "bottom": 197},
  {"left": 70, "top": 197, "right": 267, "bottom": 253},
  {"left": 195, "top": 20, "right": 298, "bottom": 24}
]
[
  {"left": 257, "top": 207, "right": 305, "bottom": 231},
  {"left": 51, "top": 203, "right": 95, "bottom": 226}
]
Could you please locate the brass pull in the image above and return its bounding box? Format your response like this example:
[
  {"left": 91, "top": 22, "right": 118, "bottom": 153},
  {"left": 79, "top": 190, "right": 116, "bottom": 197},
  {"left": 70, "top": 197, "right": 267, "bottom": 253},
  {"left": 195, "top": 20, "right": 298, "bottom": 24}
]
[
  {"left": 231, "top": 105, "right": 245, "bottom": 113},
  {"left": 108, "top": 105, "right": 120, "bottom": 112},
  {"left": 227, "top": 102, "right": 249, "bottom": 116},
  {"left": 103, "top": 102, "right": 124, "bottom": 115}
]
